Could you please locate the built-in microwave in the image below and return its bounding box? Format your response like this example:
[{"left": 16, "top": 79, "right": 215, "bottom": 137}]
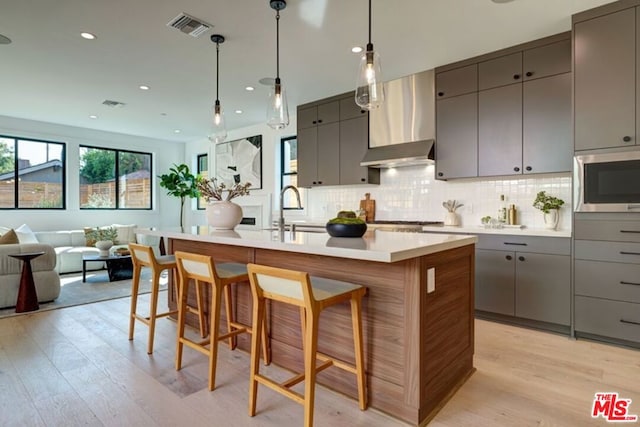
[{"left": 574, "top": 150, "right": 640, "bottom": 212}]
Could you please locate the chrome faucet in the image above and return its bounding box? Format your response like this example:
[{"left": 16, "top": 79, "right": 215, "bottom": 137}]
[{"left": 279, "top": 185, "right": 302, "bottom": 233}]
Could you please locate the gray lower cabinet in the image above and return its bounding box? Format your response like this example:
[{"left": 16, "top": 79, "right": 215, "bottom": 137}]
[
  {"left": 574, "top": 216, "right": 640, "bottom": 345},
  {"left": 475, "top": 235, "right": 571, "bottom": 328}
]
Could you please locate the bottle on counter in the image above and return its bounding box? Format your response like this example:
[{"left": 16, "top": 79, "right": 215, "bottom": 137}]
[
  {"left": 498, "top": 195, "right": 507, "bottom": 223},
  {"left": 508, "top": 204, "right": 517, "bottom": 225}
]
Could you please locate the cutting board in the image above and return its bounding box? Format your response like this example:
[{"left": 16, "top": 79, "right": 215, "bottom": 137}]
[{"left": 359, "top": 193, "right": 375, "bottom": 223}]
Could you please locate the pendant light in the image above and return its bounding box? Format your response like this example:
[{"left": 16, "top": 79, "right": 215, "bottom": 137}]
[
  {"left": 208, "top": 34, "right": 227, "bottom": 143},
  {"left": 355, "top": 0, "right": 384, "bottom": 110},
  {"left": 266, "top": 0, "right": 289, "bottom": 129}
]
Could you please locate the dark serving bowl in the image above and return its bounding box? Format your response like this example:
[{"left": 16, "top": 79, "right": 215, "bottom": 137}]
[{"left": 325, "top": 222, "right": 367, "bottom": 238}]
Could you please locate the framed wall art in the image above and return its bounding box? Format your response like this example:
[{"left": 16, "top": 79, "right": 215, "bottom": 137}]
[{"left": 215, "top": 135, "right": 262, "bottom": 190}]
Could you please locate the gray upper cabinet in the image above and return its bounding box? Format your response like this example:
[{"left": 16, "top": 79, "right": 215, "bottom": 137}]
[
  {"left": 479, "top": 84, "right": 523, "bottom": 176},
  {"left": 297, "top": 93, "right": 378, "bottom": 187},
  {"left": 479, "top": 52, "right": 522, "bottom": 90},
  {"left": 574, "top": 8, "right": 636, "bottom": 151},
  {"left": 435, "top": 64, "right": 478, "bottom": 99},
  {"left": 435, "top": 93, "right": 478, "bottom": 179},
  {"left": 436, "top": 32, "right": 572, "bottom": 180}
]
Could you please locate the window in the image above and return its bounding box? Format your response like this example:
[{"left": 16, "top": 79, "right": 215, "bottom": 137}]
[
  {"left": 79, "top": 146, "right": 152, "bottom": 209},
  {"left": 197, "top": 153, "right": 208, "bottom": 210},
  {"left": 280, "top": 136, "right": 304, "bottom": 209},
  {"left": 0, "top": 136, "right": 66, "bottom": 209}
]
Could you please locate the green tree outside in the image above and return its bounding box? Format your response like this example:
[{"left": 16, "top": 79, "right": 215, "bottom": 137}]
[
  {"left": 0, "top": 142, "right": 14, "bottom": 174},
  {"left": 80, "top": 149, "right": 144, "bottom": 184}
]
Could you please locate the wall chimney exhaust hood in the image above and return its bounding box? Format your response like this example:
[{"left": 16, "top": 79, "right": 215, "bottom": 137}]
[{"left": 361, "top": 69, "right": 435, "bottom": 168}]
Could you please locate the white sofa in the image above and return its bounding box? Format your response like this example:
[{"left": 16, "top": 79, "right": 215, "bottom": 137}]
[
  {"left": 0, "top": 243, "right": 61, "bottom": 309},
  {"left": 34, "top": 225, "right": 161, "bottom": 274}
]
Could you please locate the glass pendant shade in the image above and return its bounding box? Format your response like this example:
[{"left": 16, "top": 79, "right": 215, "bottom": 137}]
[
  {"left": 267, "top": 79, "right": 289, "bottom": 129},
  {"left": 355, "top": 48, "right": 384, "bottom": 109},
  {"left": 208, "top": 101, "right": 227, "bottom": 143}
]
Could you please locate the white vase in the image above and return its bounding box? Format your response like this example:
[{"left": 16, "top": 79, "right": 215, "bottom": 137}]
[
  {"left": 95, "top": 240, "right": 113, "bottom": 257},
  {"left": 444, "top": 212, "right": 460, "bottom": 226},
  {"left": 206, "top": 201, "right": 243, "bottom": 230},
  {"left": 543, "top": 209, "right": 560, "bottom": 230}
]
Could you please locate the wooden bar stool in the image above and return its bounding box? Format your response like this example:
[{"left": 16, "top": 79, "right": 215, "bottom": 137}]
[
  {"left": 246, "top": 263, "right": 367, "bottom": 427},
  {"left": 174, "top": 251, "right": 270, "bottom": 391},
  {"left": 128, "top": 243, "right": 206, "bottom": 354}
]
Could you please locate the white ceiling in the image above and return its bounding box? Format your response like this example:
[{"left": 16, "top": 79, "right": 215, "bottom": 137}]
[{"left": 0, "top": 0, "right": 615, "bottom": 144}]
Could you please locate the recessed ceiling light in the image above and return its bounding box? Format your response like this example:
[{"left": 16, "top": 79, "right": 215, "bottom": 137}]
[
  {"left": 351, "top": 46, "right": 363, "bottom": 53},
  {"left": 89, "top": 115, "right": 98, "bottom": 119},
  {"left": 0, "top": 34, "right": 12, "bottom": 45},
  {"left": 245, "top": 86, "right": 255, "bottom": 91},
  {"left": 139, "top": 85, "right": 150, "bottom": 90},
  {"left": 173, "top": 129, "right": 181, "bottom": 133},
  {"left": 491, "top": 0, "right": 515, "bottom": 3},
  {"left": 235, "top": 110, "right": 243, "bottom": 114},
  {"left": 80, "top": 32, "right": 96, "bottom": 40},
  {"left": 160, "top": 112, "right": 167, "bottom": 116}
]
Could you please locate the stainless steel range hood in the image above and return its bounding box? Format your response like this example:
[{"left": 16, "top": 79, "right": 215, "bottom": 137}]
[{"left": 361, "top": 69, "right": 435, "bottom": 168}]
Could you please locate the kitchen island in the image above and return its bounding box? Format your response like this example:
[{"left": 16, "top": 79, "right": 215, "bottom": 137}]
[{"left": 138, "top": 227, "right": 477, "bottom": 426}]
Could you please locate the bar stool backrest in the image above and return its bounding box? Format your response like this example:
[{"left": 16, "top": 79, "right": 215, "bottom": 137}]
[
  {"left": 247, "top": 263, "right": 315, "bottom": 309},
  {"left": 129, "top": 243, "right": 155, "bottom": 267},
  {"left": 174, "top": 251, "right": 218, "bottom": 283}
]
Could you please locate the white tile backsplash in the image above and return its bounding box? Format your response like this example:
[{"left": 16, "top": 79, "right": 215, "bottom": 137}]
[{"left": 305, "top": 165, "right": 572, "bottom": 232}]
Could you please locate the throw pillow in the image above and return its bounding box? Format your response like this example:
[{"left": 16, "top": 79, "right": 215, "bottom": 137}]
[
  {"left": 0, "top": 226, "right": 10, "bottom": 236},
  {"left": 84, "top": 227, "right": 97, "bottom": 247},
  {"left": 15, "top": 224, "right": 38, "bottom": 244},
  {"left": 111, "top": 224, "right": 137, "bottom": 245},
  {"left": 0, "top": 229, "right": 18, "bottom": 244}
]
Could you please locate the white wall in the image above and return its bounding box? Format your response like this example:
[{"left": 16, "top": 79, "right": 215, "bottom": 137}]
[{"left": 0, "top": 115, "right": 184, "bottom": 231}]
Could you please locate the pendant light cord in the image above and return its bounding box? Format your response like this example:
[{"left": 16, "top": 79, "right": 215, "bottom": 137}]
[
  {"left": 276, "top": 9, "right": 281, "bottom": 80},
  {"left": 215, "top": 41, "right": 220, "bottom": 102},
  {"left": 368, "top": 0, "right": 372, "bottom": 45}
]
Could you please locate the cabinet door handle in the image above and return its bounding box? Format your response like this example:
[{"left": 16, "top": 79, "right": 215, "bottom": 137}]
[
  {"left": 317, "top": 119, "right": 323, "bottom": 123},
  {"left": 360, "top": 110, "right": 366, "bottom": 114},
  {"left": 623, "top": 136, "right": 632, "bottom": 142},
  {"left": 620, "top": 251, "right": 640, "bottom": 256},
  {"left": 621, "top": 281, "right": 640, "bottom": 286},
  {"left": 513, "top": 74, "right": 521, "bottom": 80},
  {"left": 514, "top": 166, "right": 520, "bottom": 172},
  {"left": 620, "top": 230, "right": 640, "bottom": 234},
  {"left": 620, "top": 318, "right": 640, "bottom": 326},
  {"left": 504, "top": 242, "right": 527, "bottom": 246},
  {"left": 438, "top": 91, "right": 444, "bottom": 97},
  {"left": 318, "top": 181, "right": 323, "bottom": 184},
  {"left": 518, "top": 256, "right": 525, "bottom": 261},
  {"left": 437, "top": 172, "right": 444, "bottom": 177},
  {"left": 312, "top": 120, "right": 317, "bottom": 124},
  {"left": 505, "top": 255, "right": 512, "bottom": 260},
  {"left": 525, "top": 166, "right": 532, "bottom": 171},
  {"left": 312, "top": 181, "right": 317, "bottom": 185},
  {"left": 525, "top": 71, "right": 533, "bottom": 77},
  {"left": 361, "top": 178, "right": 366, "bottom": 182}
]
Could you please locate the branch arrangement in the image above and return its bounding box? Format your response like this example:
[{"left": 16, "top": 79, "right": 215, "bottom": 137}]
[{"left": 196, "top": 177, "right": 251, "bottom": 201}]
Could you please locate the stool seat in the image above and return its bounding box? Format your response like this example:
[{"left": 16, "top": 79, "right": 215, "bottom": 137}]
[
  {"left": 175, "top": 251, "right": 270, "bottom": 392},
  {"left": 246, "top": 263, "right": 367, "bottom": 427}
]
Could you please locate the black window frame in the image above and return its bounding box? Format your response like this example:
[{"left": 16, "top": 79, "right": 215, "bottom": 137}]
[
  {"left": 79, "top": 145, "right": 153, "bottom": 210},
  {"left": 280, "top": 135, "right": 303, "bottom": 210},
  {"left": 197, "top": 153, "right": 208, "bottom": 210},
  {"left": 0, "top": 134, "right": 67, "bottom": 210}
]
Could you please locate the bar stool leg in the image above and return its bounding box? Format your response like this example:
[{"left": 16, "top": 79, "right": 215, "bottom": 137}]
[
  {"left": 194, "top": 279, "right": 207, "bottom": 338},
  {"left": 207, "top": 284, "right": 224, "bottom": 391},
  {"left": 303, "top": 311, "right": 320, "bottom": 427},
  {"left": 147, "top": 269, "right": 162, "bottom": 354},
  {"left": 224, "top": 284, "right": 236, "bottom": 350},
  {"left": 129, "top": 264, "right": 142, "bottom": 340},
  {"left": 175, "top": 276, "right": 189, "bottom": 371},
  {"left": 248, "top": 297, "right": 266, "bottom": 417},
  {"left": 351, "top": 294, "right": 367, "bottom": 410}
]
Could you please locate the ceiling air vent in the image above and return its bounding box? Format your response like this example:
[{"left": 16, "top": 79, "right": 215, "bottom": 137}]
[
  {"left": 102, "top": 100, "right": 126, "bottom": 108},
  {"left": 167, "top": 13, "right": 211, "bottom": 37}
]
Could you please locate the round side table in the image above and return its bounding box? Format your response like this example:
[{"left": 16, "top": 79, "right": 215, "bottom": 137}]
[{"left": 8, "top": 251, "right": 45, "bottom": 313}]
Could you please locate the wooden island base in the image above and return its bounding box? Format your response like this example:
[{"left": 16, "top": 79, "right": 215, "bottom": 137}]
[{"left": 168, "top": 238, "right": 475, "bottom": 426}]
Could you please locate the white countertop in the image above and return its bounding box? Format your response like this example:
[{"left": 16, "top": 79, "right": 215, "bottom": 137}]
[
  {"left": 421, "top": 225, "right": 572, "bottom": 238},
  {"left": 138, "top": 227, "right": 477, "bottom": 263}
]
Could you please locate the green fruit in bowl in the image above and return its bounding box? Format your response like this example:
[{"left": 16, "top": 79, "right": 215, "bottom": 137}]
[
  {"left": 328, "top": 217, "right": 365, "bottom": 225},
  {"left": 337, "top": 210, "right": 357, "bottom": 219}
]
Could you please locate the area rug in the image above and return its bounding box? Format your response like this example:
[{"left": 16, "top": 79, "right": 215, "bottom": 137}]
[{"left": 0, "top": 268, "right": 166, "bottom": 319}]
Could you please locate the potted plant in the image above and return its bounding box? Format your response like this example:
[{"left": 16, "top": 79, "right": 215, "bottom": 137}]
[
  {"left": 86, "top": 226, "right": 118, "bottom": 256},
  {"left": 196, "top": 177, "right": 251, "bottom": 230},
  {"left": 158, "top": 164, "right": 200, "bottom": 231},
  {"left": 533, "top": 191, "right": 565, "bottom": 230}
]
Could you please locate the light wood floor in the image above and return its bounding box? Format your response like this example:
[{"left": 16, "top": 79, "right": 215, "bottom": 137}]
[{"left": 0, "top": 292, "right": 638, "bottom": 427}]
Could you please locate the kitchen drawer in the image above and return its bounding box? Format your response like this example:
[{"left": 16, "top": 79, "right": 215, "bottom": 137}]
[
  {"left": 574, "top": 219, "right": 640, "bottom": 243},
  {"left": 475, "top": 234, "right": 570, "bottom": 255},
  {"left": 574, "top": 240, "right": 640, "bottom": 264},
  {"left": 575, "top": 260, "right": 640, "bottom": 303},
  {"left": 575, "top": 296, "right": 640, "bottom": 344}
]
